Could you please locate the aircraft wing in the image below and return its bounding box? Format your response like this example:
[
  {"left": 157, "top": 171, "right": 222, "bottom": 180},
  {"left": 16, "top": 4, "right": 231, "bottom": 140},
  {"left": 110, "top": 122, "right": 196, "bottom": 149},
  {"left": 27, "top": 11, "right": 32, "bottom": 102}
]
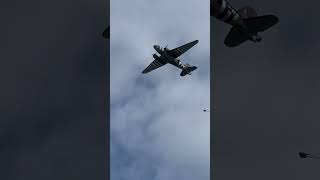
[
  {"left": 224, "top": 27, "right": 248, "bottom": 47},
  {"left": 168, "top": 40, "right": 199, "bottom": 58},
  {"left": 142, "top": 59, "right": 167, "bottom": 74},
  {"left": 244, "top": 15, "right": 279, "bottom": 32},
  {"left": 102, "top": 27, "right": 110, "bottom": 39}
]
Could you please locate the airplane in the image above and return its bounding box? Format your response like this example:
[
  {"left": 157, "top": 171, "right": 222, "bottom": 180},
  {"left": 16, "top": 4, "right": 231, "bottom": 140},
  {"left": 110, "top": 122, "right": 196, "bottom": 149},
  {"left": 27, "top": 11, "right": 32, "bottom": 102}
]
[
  {"left": 102, "top": 26, "right": 110, "bottom": 39},
  {"left": 142, "top": 40, "right": 198, "bottom": 76},
  {"left": 211, "top": 0, "right": 279, "bottom": 47}
]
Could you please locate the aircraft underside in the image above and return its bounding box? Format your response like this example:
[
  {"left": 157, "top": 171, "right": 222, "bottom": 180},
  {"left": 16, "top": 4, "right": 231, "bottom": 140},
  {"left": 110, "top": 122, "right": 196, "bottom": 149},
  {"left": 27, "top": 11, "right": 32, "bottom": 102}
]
[
  {"left": 142, "top": 40, "right": 199, "bottom": 76},
  {"left": 211, "top": 0, "right": 279, "bottom": 47}
]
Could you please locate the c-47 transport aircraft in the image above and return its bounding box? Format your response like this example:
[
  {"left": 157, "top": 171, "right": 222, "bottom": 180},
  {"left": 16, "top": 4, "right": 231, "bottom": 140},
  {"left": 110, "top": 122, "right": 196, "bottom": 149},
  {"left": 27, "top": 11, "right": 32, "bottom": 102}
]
[
  {"left": 211, "top": 0, "right": 279, "bottom": 47},
  {"left": 142, "top": 40, "right": 198, "bottom": 77}
]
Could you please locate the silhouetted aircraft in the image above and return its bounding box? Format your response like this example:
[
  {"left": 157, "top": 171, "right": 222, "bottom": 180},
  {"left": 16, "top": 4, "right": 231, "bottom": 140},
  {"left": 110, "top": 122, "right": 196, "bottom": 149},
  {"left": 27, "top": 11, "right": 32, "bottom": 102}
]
[
  {"left": 142, "top": 40, "right": 198, "bottom": 76},
  {"left": 211, "top": 0, "right": 279, "bottom": 47}
]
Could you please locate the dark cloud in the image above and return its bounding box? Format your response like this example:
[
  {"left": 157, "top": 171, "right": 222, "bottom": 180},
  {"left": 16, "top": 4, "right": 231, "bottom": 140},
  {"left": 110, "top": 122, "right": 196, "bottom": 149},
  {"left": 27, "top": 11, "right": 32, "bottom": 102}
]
[
  {"left": 0, "top": 0, "right": 109, "bottom": 179},
  {"left": 212, "top": 0, "right": 320, "bottom": 179}
]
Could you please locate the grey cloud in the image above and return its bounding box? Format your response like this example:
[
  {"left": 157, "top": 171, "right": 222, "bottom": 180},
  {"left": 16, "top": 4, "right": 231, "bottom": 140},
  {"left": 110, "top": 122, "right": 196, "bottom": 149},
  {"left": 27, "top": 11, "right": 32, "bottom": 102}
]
[{"left": 111, "top": 0, "right": 210, "bottom": 179}]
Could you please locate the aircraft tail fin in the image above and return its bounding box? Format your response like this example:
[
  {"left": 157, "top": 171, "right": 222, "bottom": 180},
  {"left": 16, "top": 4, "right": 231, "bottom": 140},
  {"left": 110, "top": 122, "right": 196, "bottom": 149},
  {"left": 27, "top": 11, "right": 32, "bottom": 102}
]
[
  {"left": 180, "top": 64, "right": 197, "bottom": 76},
  {"left": 237, "top": 6, "right": 257, "bottom": 18},
  {"left": 224, "top": 15, "right": 279, "bottom": 47}
]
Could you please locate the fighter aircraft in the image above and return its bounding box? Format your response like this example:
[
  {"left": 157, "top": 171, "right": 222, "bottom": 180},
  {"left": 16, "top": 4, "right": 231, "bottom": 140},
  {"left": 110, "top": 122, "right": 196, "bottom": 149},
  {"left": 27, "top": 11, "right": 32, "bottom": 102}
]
[
  {"left": 102, "top": 26, "right": 109, "bottom": 39},
  {"left": 142, "top": 40, "right": 198, "bottom": 76},
  {"left": 211, "top": 0, "right": 279, "bottom": 47}
]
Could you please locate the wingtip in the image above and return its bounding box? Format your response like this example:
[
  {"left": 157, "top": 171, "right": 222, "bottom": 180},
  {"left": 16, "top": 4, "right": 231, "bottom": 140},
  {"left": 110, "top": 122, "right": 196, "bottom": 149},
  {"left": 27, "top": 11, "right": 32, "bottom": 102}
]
[
  {"left": 102, "top": 27, "right": 110, "bottom": 39},
  {"left": 274, "top": 15, "right": 280, "bottom": 24},
  {"left": 102, "top": 33, "right": 109, "bottom": 39}
]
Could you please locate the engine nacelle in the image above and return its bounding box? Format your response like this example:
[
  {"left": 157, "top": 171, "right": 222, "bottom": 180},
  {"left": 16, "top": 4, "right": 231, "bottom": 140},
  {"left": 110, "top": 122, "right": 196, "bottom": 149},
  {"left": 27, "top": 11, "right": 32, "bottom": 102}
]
[
  {"left": 153, "top": 54, "right": 159, "bottom": 59},
  {"left": 250, "top": 34, "right": 262, "bottom": 43},
  {"left": 176, "top": 59, "right": 182, "bottom": 65}
]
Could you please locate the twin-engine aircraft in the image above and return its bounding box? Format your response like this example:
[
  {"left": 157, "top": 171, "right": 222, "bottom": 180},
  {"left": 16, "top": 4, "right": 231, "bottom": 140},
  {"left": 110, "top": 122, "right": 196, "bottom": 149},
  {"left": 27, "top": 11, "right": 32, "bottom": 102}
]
[
  {"left": 142, "top": 40, "right": 198, "bottom": 76},
  {"left": 211, "top": 0, "right": 279, "bottom": 47}
]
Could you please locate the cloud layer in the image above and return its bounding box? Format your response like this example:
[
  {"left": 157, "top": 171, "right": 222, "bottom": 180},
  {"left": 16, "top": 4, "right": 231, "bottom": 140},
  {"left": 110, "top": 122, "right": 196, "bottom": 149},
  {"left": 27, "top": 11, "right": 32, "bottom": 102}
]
[{"left": 111, "top": 0, "right": 210, "bottom": 179}]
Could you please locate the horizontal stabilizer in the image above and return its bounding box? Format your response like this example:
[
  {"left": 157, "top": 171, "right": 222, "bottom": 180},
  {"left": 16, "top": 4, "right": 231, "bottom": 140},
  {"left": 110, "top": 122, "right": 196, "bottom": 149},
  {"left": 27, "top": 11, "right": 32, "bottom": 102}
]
[{"left": 180, "top": 66, "right": 197, "bottom": 76}]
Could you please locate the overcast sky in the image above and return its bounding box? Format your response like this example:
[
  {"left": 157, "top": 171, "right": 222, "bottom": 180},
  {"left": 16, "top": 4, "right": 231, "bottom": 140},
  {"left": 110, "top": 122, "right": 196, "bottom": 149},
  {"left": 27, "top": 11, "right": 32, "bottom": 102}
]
[
  {"left": 5, "top": 0, "right": 320, "bottom": 179},
  {"left": 110, "top": 0, "right": 210, "bottom": 179}
]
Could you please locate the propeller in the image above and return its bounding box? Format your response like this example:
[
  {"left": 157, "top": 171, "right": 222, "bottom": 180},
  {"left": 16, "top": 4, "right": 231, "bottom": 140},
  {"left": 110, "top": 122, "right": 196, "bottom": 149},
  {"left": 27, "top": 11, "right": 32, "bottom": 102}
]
[{"left": 152, "top": 53, "right": 158, "bottom": 58}]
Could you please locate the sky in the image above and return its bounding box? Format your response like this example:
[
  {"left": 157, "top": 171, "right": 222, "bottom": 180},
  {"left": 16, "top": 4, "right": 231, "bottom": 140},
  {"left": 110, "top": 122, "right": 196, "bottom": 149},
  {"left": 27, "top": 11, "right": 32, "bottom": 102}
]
[
  {"left": 212, "top": 0, "right": 320, "bottom": 179},
  {"left": 3, "top": 0, "right": 320, "bottom": 179},
  {"left": 110, "top": 0, "right": 210, "bottom": 180}
]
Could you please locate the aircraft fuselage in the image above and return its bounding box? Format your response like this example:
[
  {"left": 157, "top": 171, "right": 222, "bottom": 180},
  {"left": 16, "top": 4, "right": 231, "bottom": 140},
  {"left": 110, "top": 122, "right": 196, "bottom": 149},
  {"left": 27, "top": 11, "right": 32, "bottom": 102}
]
[
  {"left": 153, "top": 45, "right": 184, "bottom": 69},
  {"left": 142, "top": 41, "right": 198, "bottom": 76},
  {"left": 211, "top": 0, "right": 263, "bottom": 43},
  {"left": 211, "top": 0, "right": 241, "bottom": 26}
]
